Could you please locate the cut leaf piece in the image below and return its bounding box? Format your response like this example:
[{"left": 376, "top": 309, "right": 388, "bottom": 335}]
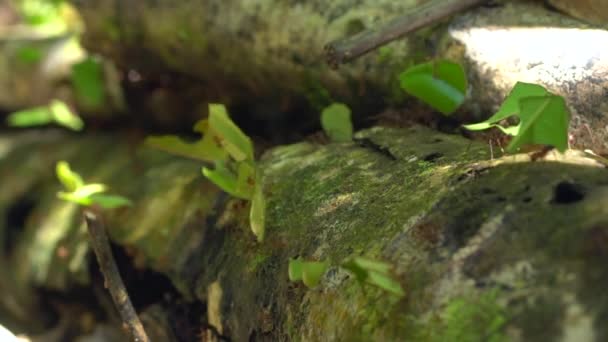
[
  {"left": 342, "top": 257, "right": 405, "bottom": 298},
  {"left": 50, "top": 100, "right": 84, "bottom": 131},
  {"left": 301, "top": 261, "right": 329, "bottom": 288},
  {"left": 208, "top": 104, "right": 254, "bottom": 162},
  {"left": 56, "top": 161, "right": 84, "bottom": 191},
  {"left": 71, "top": 57, "right": 105, "bottom": 108},
  {"left": 89, "top": 194, "right": 133, "bottom": 209},
  {"left": 506, "top": 95, "right": 569, "bottom": 153},
  {"left": 202, "top": 161, "right": 241, "bottom": 198},
  {"left": 249, "top": 177, "right": 266, "bottom": 242},
  {"left": 321, "top": 103, "right": 353, "bottom": 142},
  {"left": 235, "top": 162, "right": 256, "bottom": 200},
  {"left": 399, "top": 60, "right": 467, "bottom": 115},
  {"left": 6, "top": 106, "right": 53, "bottom": 127},
  {"left": 145, "top": 119, "right": 228, "bottom": 162},
  {"left": 288, "top": 258, "right": 303, "bottom": 281},
  {"left": 463, "top": 82, "right": 549, "bottom": 132}
]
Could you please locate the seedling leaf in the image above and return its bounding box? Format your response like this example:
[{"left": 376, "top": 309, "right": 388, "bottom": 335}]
[
  {"left": 366, "top": 271, "right": 406, "bottom": 297},
  {"left": 6, "top": 107, "right": 53, "bottom": 127},
  {"left": 321, "top": 103, "right": 353, "bottom": 142},
  {"left": 399, "top": 60, "right": 467, "bottom": 115},
  {"left": 236, "top": 162, "right": 256, "bottom": 199}
]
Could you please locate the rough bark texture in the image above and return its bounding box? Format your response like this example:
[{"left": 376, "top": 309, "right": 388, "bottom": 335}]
[{"left": 1, "top": 126, "right": 608, "bottom": 341}]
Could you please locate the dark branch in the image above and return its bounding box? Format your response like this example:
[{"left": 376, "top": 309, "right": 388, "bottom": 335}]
[
  {"left": 83, "top": 208, "right": 150, "bottom": 342},
  {"left": 324, "top": 0, "right": 485, "bottom": 68}
]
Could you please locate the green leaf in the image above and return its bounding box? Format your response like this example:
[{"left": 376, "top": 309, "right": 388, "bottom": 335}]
[
  {"left": 145, "top": 119, "right": 228, "bottom": 162},
  {"left": 366, "top": 271, "right": 405, "bottom": 297},
  {"left": 56, "top": 161, "right": 84, "bottom": 191},
  {"left": 301, "top": 261, "right": 329, "bottom": 288},
  {"left": 399, "top": 60, "right": 467, "bottom": 115},
  {"left": 70, "top": 183, "right": 107, "bottom": 199},
  {"left": 249, "top": 176, "right": 266, "bottom": 242},
  {"left": 50, "top": 100, "right": 84, "bottom": 131},
  {"left": 235, "top": 162, "right": 255, "bottom": 199},
  {"left": 89, "top": 194, "right": 132, "bottom": 209},
  {"left": 202, "top": 161, "right": 243, "bottom": 198},
  {"left": 7, "top": 106, "right": 54, "bottom": 127},
  {"left": 463, "top": 82, "right": 549, "bottom": 132},
  {"left": 71, "top": 57, "right": 105, "bottom": 108},
  {"left": 57, "top": 191, "right": 93, "bottom": 206},
  {"left": 320, "top": 103, "right": 353, "bottom": 142},
  {"left": 208, "top": 104, "right": 254, "bottom": 162},
  {"left": 288, "top": 258, "right": 303, "bottom": 281},
  {"left": 506, "top": 95, "right": 569, "bottom": 153},
  {"left": 342, "top": 257, "right": 404, "bottom": 298}
]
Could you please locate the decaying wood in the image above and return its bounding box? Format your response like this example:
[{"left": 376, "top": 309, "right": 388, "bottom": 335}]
[{"left": 1, "top": 127, "right": 608, "bottom": 340}]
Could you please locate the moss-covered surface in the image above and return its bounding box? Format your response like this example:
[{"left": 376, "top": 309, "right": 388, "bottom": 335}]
[{"left": 1, "top": 126, "right": 608, "bottom": 340}]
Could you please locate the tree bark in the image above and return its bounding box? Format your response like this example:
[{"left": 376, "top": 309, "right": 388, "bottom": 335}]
[{"left": 1, "top": 127, "right": 608, "bottom": 340}]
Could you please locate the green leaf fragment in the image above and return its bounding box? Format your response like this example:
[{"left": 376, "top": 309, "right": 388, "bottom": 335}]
[
  {"left": 507, "top": 95, "right": 569, "bottom": 153},
  {"left": 56, "top": 160, "right": 84, "bottom": 191},
  {"left": 399, "top": 60, "right": 467, "bottom": 115},
  {"left": 301, "top": 261, "right": 329, "bottom": 288},
  {"left": 208, "top": 104, "right": 254, "bottom": 162},
  {"left": 50, "top": 100, "right": 84, "bottom": 131},
  {"left": 321, "top": 103, "right": 353, "bottom": 142},
  {"left": 288, "top": 259, "right": 329, "bottom": 288},
  {"left": 463, "top": 82, "right": 549, "bottom": 132},
  {"left": 342, "top": 257, "right": 405, "bottom": 297},
  {"left": 55, "top": 161, "right": 131, "bottom": 208},
  {"left": 288, "top": 258, "right": 303, "bottom": 281},
  {"left": 7, "top": 106, "right": 54, "bottom": 127},
  {"left": 6, "top": 100, "right": 83, "bottom": 131},
  {"left": 71, "top": 57, "right": 105, "bottom": 108},
  {"left": 89, "top": 194, "right": 132, "bottom": 209},
  {"left": 236, "top": 162, "right": 255, "bottom": 199},
  {"left": 463, "top": 82, "right": 570, "bottom": 153},
  {"left": 250, "top": 180, "right": 266, "bottom": 242},
  {"left": 202, "top": 161, "right": 240, "bottom": 198}
]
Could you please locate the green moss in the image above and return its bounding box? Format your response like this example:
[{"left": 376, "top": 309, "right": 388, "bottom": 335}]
[{"left": 429, "top": 289, "right": 508, "bottom": 342}]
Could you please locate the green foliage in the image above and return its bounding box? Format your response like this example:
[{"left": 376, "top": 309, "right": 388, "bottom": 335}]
[
  {"left": 463, "top": 82, "right": 570, "bottom": 152},
  {"left": 399, "top": 60, "right": 467, "bottom": 115},
  {"left": 288, "top": 258, "right": 329, "bottom": 288},
  {"left": 342, "top": 257, "right": 405, "bottom": 297},
  {"left": 6, "top": 99, "right": 84, "bottom": 131},
  {"left": 320, "top": 103, "right": 353, "bottom": 142},
  {"left": 146, "top": 104, "right": 265, "bottom": 241},
  {"left": 56, "top": 161, "right": 131, "bottom": 209},
  {"left": 71, "top": 57, "right": 105, "bottom": 108}
]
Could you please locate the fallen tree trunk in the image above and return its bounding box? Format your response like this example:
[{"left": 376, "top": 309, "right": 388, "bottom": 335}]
[{"left": 1, "top": 126, "right": 608, "bottom": 341}]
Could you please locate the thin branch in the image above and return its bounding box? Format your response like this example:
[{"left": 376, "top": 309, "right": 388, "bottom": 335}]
[
  {"left": 324, "top": 0, "right": 485, "bottom": 68},
  {"left": 83, "top": 207, "right": 150, "bottom": 342}
]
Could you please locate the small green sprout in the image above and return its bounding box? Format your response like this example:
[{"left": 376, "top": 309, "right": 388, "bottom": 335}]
[
  {"left": 342, "top": 257, "right": 405, "bottom": 297},
  {"left": 399, "top": 60, "right": 467, "bottom": 115},
  {"left": 463, "top": 82, "right": 570, "bottom": 153},
  {"left": 146, "top": 104, "right": 265, "bottom": 241},
  {"left": 7, "top": 100, "right": 84, "bottom": 131},
  {"left": 321, "top": 103, "right": 353, "bottom": 142},
  {"left": 288, "top": 258, "right": 329, "bottom": 288},
  {"left": 56, "top": 161, "right": 131, "bottom": 209}
]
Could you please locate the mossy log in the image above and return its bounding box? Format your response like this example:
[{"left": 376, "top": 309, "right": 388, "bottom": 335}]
[{"left": 1, "top": 126, "right": 608, "bottom": 341}]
